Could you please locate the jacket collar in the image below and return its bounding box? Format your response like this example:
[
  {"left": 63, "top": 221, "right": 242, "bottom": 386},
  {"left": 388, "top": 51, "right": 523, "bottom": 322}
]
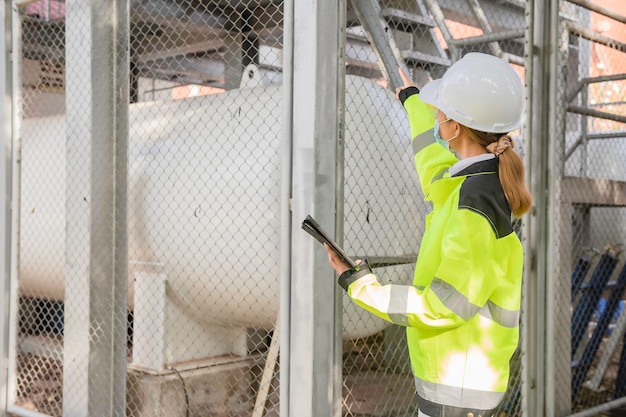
[{"left": 451, "top": 154, "right": 498, "bottom": 177}]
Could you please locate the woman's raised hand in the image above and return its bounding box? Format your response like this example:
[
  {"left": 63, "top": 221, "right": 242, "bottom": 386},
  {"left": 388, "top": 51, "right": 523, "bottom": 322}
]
[{"left": 395, "top": 67, "right": 416, "bottom": 101}]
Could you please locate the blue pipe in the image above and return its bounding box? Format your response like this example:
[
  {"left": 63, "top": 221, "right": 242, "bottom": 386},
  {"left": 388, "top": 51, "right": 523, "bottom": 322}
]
[
  {"left": 571, "top": 252, "right": 618, "bottom": 359},
  {"left": 571, "top": 256, "right": 591, "bottom": 302},
  {"left": 572, "top": 260, "right": 626, "bottom": 399},
  {"left": 612, "top": 263, "right": 626, "bottom": 398}
]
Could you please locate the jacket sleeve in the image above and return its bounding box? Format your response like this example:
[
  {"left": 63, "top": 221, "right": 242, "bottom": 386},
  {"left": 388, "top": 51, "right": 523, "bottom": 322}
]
[
  {"left": 402, "top": 92, "right": 458, "bottom": 198},
  {"left": 344, "top": 274, "right": 467, "bottom": 329},
  {"left": 338, "top": 260, "right": 467, "bottom": 329},
  {"left": 342, "top": 210, "right": 500, "bottom": 329}
]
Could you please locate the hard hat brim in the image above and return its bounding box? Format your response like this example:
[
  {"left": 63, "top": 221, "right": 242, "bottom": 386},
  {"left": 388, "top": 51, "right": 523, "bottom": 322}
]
[{"left": 418, "top": 79, "right": 442, "bottom": 110}]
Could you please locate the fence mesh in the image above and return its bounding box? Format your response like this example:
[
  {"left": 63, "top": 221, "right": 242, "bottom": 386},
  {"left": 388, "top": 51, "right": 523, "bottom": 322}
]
[
  {"left": 342, "top": 1, "right": 526, "bottom": 416},
  {"left": 16, "top": 1, "right": 66, "bottom": 414},
  {"left": 10, "top": 0, "right": 626, "bottom": 416},
  {"left": 15, "top": 1, "right": 284, "bottom": 416},
  {"left": 556, "top": 1, "right": 626, "bottom": 414},
  {"left": 127, "top": 2, "right": 285, "bottom": 416}
]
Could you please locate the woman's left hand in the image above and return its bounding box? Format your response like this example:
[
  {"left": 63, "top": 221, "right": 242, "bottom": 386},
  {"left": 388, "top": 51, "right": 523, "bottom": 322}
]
[{"left": 324, "top": 243, "right": 352, "bottom": 275}]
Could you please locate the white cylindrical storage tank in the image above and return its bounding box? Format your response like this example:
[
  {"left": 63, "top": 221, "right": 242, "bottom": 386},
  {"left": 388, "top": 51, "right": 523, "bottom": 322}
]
[{"left": 19, "top": 75, "right": 421, "bottom": 340}]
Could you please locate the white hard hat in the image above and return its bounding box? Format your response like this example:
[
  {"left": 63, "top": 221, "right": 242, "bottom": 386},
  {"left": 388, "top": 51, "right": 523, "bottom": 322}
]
[{"left": 419, "top": 53, "right": 525, "bottom": 133}]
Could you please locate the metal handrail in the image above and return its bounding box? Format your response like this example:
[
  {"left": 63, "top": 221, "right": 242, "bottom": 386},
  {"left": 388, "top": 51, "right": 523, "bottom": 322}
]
[{"left": 567, "top": 0, "right": 626, "bottom": 25}]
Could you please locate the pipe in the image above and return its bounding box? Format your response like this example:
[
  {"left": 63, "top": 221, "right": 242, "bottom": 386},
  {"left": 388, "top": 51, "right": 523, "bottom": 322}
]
[
  {"left": 581, "top": 73, "right": 626, "bottom": 85},
  {"left": 359, "top": 255, "right": 417, "bottom": 267},
  {"left": 451, "top": 29, "right": 525, "bottom": 47},
  {"left": 586, "top": 131, "right": 626, "bottom": 140},
  {"left": 7, "top": 405, "right": 55, "bottom": 417},
  {"left": 567, "top": 104, "right": 626, "bottom": 124},
  {"left": 566, "top": 20, "right": 626, "bottom": 53},
  {"left": 564, "top": 396, "right": 626, "bottom": 417},
  {"left": 252, "top": 316, "right": 280, "bottom": 417}
]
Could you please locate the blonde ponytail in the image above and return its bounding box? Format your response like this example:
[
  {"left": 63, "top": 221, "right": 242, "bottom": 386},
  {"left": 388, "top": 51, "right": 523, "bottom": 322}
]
[
  {"left": 463, "top": 128, "right": 532, "bottom": 218},
  {"left": 497, "top": 142, "right": 532, "bottom": 218}
]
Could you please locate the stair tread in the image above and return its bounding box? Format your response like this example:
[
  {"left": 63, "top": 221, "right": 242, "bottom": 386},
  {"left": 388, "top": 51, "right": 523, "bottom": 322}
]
[
  {"left": 401, "top": 50, "right": 451, "bottom": 67},
  {"left": 381, "top": 7, "right": 435, "bottom": 30}
]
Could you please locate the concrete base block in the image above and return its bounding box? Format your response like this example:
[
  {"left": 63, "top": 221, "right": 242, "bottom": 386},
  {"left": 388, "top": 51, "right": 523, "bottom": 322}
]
[
  {"left": 132, "top": 271, "right": 248, "bottom": 370},
  {"left": 127, "top": 357, "right": 255, "bottom": 417}
]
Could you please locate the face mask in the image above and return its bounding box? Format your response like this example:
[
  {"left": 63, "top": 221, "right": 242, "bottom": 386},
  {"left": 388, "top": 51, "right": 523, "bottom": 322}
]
[
  {"left": 434, "top": 118, "right": 458, "bottom": 149},
  {"left": 433, "top": 120, "right": 447, "bottom": 148}
]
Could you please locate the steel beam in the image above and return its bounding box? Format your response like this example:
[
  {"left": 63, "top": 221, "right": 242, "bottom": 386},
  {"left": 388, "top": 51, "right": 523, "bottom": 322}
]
[
  {"left": 0, "top": 0, "right": 15, "bottom": 414},
  {"left": 63, "top": 0, "right": 129, "bottom": 415},
  {"left": 288, "top": 0, "right": 345, "bottom": 416}
]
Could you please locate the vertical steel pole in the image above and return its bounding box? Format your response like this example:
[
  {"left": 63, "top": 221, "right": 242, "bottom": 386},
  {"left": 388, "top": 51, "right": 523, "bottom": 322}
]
[
  {"left": 550, "top": 15, "right": 574, "bottom": 417},
  {"left": 0, "top": 0, "right": 13, "bottom": 412},
  {"left": 525, "top": 0, "right": 545, "bottom": 416},
  {"left": 280, "top": 1, "right": 294, "bottom": 416},
  {"left": 522, "top": 2, "right": 542, "bottom": 414},
  {"left": 63, "top": 0, "right": 128, "bottom": 415},
  {"left": 524, "top": 0, "right": 562, "bottom": 416},
  {"left": 289, "top": 0, "right": 344, "bottom": 416},
  {"left": 5, "top": 1, "right": 21, "bottom": 411},
  {"left": 63, "top": 1, "right": 91, "bottom": 411},
  {"left": 112, "top": 0, "right": 129, "bottom": 413},
  {"left": 334, "top": 3, "right": 346, "bottom": 416}
]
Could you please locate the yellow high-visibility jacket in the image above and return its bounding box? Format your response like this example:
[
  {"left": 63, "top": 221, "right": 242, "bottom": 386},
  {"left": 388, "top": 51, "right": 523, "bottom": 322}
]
[{"left": 339, "top": 89, "right": 523, "bottom": 410}]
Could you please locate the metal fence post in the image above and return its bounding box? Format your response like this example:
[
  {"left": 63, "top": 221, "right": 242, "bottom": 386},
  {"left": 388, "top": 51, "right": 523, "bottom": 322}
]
[
  {"left": 63, "top": 0, "right": 128, "bottom": 415},
  {"left": 289, "top": 0, "right": 345, "bottom": 416},
  {"left": 525, "top": 0, "right": 561, "bottom": 416},
  {"left": 280, "top": 2, "right": 295, "bottom": 416},
  {"left": 0, "top": 0, "right": 13, "bottom": 414}
]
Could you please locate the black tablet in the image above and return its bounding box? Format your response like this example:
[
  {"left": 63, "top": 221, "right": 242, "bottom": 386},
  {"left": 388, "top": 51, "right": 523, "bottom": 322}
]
[{"left": 301, "top": 215, "right": 357, "bottom": 269}]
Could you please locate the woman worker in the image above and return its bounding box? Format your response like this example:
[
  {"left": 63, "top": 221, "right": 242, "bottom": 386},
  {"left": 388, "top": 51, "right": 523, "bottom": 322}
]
[{"left": 326, "top": 52, "right": 532, "bottom": 417}]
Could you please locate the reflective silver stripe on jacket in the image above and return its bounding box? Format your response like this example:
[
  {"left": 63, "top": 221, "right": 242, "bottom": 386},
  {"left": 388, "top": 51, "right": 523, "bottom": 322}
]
[
  {"left": 413, "top": 129, "right": 434, "bottom": 155},
  {"left": 413, "top": 130, "right": 447, "bottom": 184},
  {"left": 480, "top": 299, "right": 520, "bottom": 328},
  {"left": 377, "top": 280, "right": 520, "bottom": 328},
  {"left": 378, "top": 277, "right": 519, "bottom": 328},
  {"left": 431, "top": 278, "right": 520, "bottom": 328},
  {"left": 387, "top": 285, "right": 410, "bottom": 325},
  {"left": 430, "top": 170, "right": 446, "bottom": 183},
  {"left": 415, "top": 377, "right": 505, "bottom": 410}
]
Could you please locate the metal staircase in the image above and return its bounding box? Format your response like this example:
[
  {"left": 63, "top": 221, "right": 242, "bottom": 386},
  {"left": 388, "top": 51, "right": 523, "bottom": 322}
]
[
  {"left": 18, "top": 0, "right": 527, "bottom": 92},
  {"left": 349, "top": 0, "right": 527, "bottom": 89},
  {"left": 350, "top": 0, "right": 450, "bottom": 89}
]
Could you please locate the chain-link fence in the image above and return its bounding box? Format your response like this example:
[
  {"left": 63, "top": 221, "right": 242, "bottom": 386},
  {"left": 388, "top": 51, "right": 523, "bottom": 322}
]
[
  {"left": 341, "top": 1, "right": 527, "bottom": 416},
  {"left": 15, "top": 1, "right": 66, "bottom": 414},
  {"left": 5, "top": 0, "right": 626, "bottom": 417},
  {"left": 13, "top": 1, "right": 285, "bottom": 416},
  {"left": 553, "top": 1, "right": 626, "bottom": 416}
]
